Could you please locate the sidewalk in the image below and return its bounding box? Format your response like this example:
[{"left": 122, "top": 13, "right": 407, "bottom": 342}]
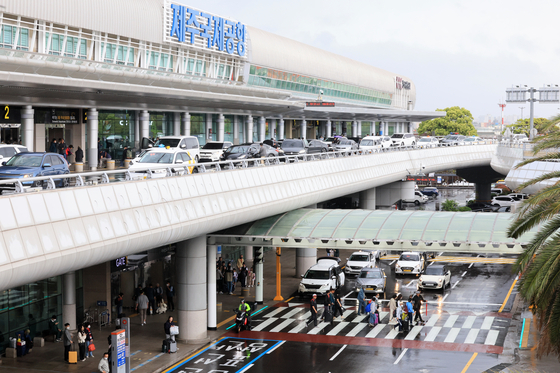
[{"left": 0, "top": 248, "right": 304, "bottom": 372}]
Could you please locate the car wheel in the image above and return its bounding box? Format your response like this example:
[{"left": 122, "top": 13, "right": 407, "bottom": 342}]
[
  {"left": 192, "top": 167, "right": 199, "bottom": 174},
  {"left": 401, "top": 142, "right": 404, "bottom": 146},
  {"left": 412, "top": 142, "right": 416, "bottom": 146},
  {"left": 62, "top": 178, "right": 69, "bottom": 188},
  {"left": 267, "top": 154, "right": 275, "bottom": 157},
  {"left": 414, "top": 200, "right": 420, "bottom": 206}
]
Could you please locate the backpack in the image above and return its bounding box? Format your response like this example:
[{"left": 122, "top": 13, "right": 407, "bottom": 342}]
[{"left": 365, "top": 303, "right": 371, "bottom": 313}]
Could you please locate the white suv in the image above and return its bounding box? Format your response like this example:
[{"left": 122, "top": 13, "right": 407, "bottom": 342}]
[
  {"left": 395, "top": 252, "right": 426, "bottom": 276},
  {"left": 199, "top": 141, "right": 233, "bottom": 162},
  {"left": 391, "top": 133, "right": 416, "bottom": 147},
  {"left": 298, "top": 257, "right": 345, "bottom": 295},
  {"left": 142, "top": 136, "right": 201, "bottom": 162},
  {"left": 344, "top": 251, "right": 376, "bottom": 276},
  {"left": 0, "top": 144, "right": 28, "bottom": 162},
  {"left": 492, "top": 195, "right": 518, "bottom": 207}
]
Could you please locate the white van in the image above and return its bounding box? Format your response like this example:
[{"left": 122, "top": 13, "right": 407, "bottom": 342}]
[
  {"left": 142, "top": 136, "right": 200, "bottom": 161},
  {"left": 361, "top": 136, "right": 392, "bottom": 149},
  {"left": 298, "top": 257, "right": 345, "bottom": 295}
]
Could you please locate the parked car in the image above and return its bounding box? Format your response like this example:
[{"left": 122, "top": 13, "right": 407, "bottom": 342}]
[
  {"left": 391, "top": 133, "right": 416, "bottom": 147},
  {"left": 402, "top": 191, "right": 429, "bottom": 205},
  {"left": 440, "top": 135, "right": 466, "bottom": 146},
  {"left": 220, "top": 143, "right": 278, "bottom": 162},
  {"left": 491, "top": 187, "right": 503, "bottom": 195},
  {"left": 508, "top": 193, "right": 529, "bottom": 201},
  {"left": 0, "top": 144, "right": 28, "bottom": 162},
  {"left": 128, "top": 148, "right": 195, "bottom": 178},
  {"left": 421, "top": 187, "right": 439, "bottom": 197},
  {"left": 356, "top": 267, "right": 387, "bottom": 298},
  {"left": 491, "top": 195, "right": 518, "bottom": 207},
  {"left": 366, "top": 136, "right": 393, "bottom": 149},
  {"left": 463, "top": 137, "right": 485, "bottom": 145},
  {"left": 141, "top": 136, "right": 201, "bottom": 162},
  {"left": 467, "top": 202, "right": 498, "bottom": 212},
  {"left": 0, "top": 152, "right": 69, "bottom": 194},
  {"left": 511, "top": 134, "right": 529, "bottom": 143},
  {"left": 298, "top": 257, "right": 345, "bottom": 295},
  {"left": 333, "top": 139, "right": 358, "bottom": 151},
  {"left": 417, "top": 137, "right": 439, "bottom": 148},
  {"left": 344, "top": 251, "right": 376, "bottom": 276},
  {"left": 418, "top": 265, "right": 451, "bottom": 290},
  {"left": 199, "top": 141, "right": 233, "bottom": 163},
  {"left": 307, "top": 140, "right": 331, "bottom": 153},
  {"left": 281, "top": 139, "right": 308, "bottom": 156},
  {"left": 395, "top": 252, "right": 426, "bottom": 276}
]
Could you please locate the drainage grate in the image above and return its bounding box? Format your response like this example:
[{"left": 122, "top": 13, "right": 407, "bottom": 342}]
[{"left": 482, "top": 363, "right": 512, "bottom": 373}]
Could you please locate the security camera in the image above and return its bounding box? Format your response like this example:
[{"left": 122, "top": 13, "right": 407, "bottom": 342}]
[
  {"left": 421, "top": 165, "right": 426, "bottom": 170},
  {"left": 319, "top": 90, "right": 324, "bottom": 95}
]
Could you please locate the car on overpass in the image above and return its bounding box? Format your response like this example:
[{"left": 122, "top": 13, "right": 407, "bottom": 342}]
[
  {"left": 281, "top": 139, "right": 308, "bottom": 157},
  {"left": 141, "top": 136, "right": 201, "bottom": 162},
  {"left": 417, "top": 136, "right": 439, "bottom": 148},
  {"left": 356, "top": 267, "right": 387, "bottom": 298},
  {"left": 391, "top": 133, "right": 416, "bottom": 147},
  {"left": 420, "top": 187, "right": 439, "bottom": 197},
  {"left": 344, "top": 251, "right": 376, "bottom": 276},
  {"left": 298, "top": 257, "right": 345, "bottom": 295},
  {"left": 333, "top": 139, "right": 359, "bottom": 151},
  {"left": 395, "top": 252, "right": 426, "bottom": 276},
  {"left": 440, "top": 134, "right": 466, "bottom": 146},
  {"left": 418, "top": 264, "right": 451, "bottom": 291},
  {"left": 463, "top": 136, "right": 486, "bottom": 145},
  {"left": 221, "top": 143, "right": 280, "bottom": 163},
  {"left": 129, "top": 148, "right": 196, "bottom": 178},
  {"left": 307, "top": 140, "right": 331, "bottom": 153},
  {"left": 199, "top": 141, "right": 233, "bottom": 163}
]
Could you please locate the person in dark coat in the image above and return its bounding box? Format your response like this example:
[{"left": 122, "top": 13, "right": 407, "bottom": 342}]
[
  {"left": 145, "top": 284, "right": 155, "bottom": 315},
  {"left": 309, "top": 294, "right": 318, "bottom": 327},
  {"left": 75, "top": 146, "right": 84, "bottom": 163},
  {"left": 166, "top": 281, "right": 175, "bottom": 312},
  {"left": 164, "top": 316, "right": 175, "bottom": 341},
  {"left": 49, "top": 139, "right": 57, "bottom": 153},
  {"left": 57, "top": 138, "right": 67, "bottom": 158}
]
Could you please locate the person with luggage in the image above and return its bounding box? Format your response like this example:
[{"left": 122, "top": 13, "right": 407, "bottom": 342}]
[
  {"left": 85, "top": 323, "right": 94, "bottom": 358},
  {"left": 357, "top": 286, "right": 366, "bottom": 315},
  {"left": 368, "top": 298, "right": 378, "bottom": 327},
  {"left": 63, "top": 323, "right": 73, "bottom": 362},
  {"left": 333, "top": 290, "right": 345, "bottom": 319},
  {"left": 412, "top": 290, "right": 426, "bottom": 325},
  {"left": 98, "top": 352, "right": 110, "bottom": 373},
  {"left": 309, "top": 294, "right": 318, "bottom": 327},
  {"left": 406, "top": 296, "right": 414, "bottom": 330},
  {"left": 164, "top": 316, "right": 176, "bottom": 341}
]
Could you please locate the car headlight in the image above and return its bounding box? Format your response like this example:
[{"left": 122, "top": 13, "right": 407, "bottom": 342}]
[
  {"left": 22, "top": 173, "right": 33, "bottom": 178},
  {"left": 320, "top": 283, "right": 330, "bottom": 289},
  {"left": 437, "top": 279, "right": 443, "bottom": 284},
  {"left": 238, "top": 155, "right": 246, "bottom": 159},
  {"left": 298, "top": 150, "right": 306, "bottom": 154},
  {"left": 396, "top": 264, "right": 400, "bottom": 269}
]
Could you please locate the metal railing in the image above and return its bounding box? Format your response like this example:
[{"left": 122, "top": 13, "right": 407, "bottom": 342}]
[{"left": 0, "top": 142, "right": 496, "bottom": 195}]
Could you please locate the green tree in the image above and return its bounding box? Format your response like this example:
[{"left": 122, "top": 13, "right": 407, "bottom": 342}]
[
  {"left": 504, "top": 118, "right": 550, "bottom": 136},
  {"left": 417, "top": 107, "right": 478, "bottom": 137},
  {"left": 507, "top": 115, "right": 560, "bottom": 357}
]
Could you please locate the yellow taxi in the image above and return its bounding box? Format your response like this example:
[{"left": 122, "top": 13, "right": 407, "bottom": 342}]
[{"left": 128, "top": 147, "right": 196, "bottom": 179}]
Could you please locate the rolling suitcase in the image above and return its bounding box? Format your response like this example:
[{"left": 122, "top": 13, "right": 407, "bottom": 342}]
[
  {"left": 68, "top": 347, "right": 78, "bottom": 364},
  {"left": 162, "top": 339, "right": 177, "bottom": 353},
  {"left": 162, "top": 339, "right": 170, "bottom": 353},
  {"left": 168, "top": 339, "right": 177, "bottom": 353},
  {"left": 324, "top": 307, "right": 333, "bottom": 323}
]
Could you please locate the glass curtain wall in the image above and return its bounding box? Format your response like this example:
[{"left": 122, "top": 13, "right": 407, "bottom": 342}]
[
  {"left": 238, "top": 117, "right": 245, "bottom": 143},
  {"left": 148, "top": 113, "right": 173, "bottom": 141},
  {"left": 98, "top": 111, "right": 135, "bottom": 159},
  {"left": 252, "top": 117, "right": 258, "bottom": 142},
  {"left": 224, "top": 115, "right": 234, "bottom": 143},
  {"left": 190, "top": 114, "right": 206, "bottom": 146}
]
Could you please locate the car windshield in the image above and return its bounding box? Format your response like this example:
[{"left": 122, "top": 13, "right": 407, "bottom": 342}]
[
  {"left": 391, "top": 134, "right": 404, "bottom": 138},
  {"left": 339, "top": 140, "right": 353, "bottom": 145},
  {"left": 425, "top": 267, "right": 445, "bottom": 276},
  {"left": 419, "top": 138, "right": 431, "bottom": 142},
  {"left": 399, "top": 254, "right": 420, "bottom": 261},
  {"left": 304, "top": 270, "right": 330, "bottom": 280},
  {"left": 349, "top": 254, "right": 369, "bottom": 262},
  {"left": 325, "top": 137, "right": 335, "bottom": 142},
  {"left": 282, "top": 140, "right": 304, "bottom": 148},
  {"left": 360, "top": 271, "right": 382, "bottom": 279},
  {"left": 139, "top": 152, "right": 173, "bottom": 163},
  {"left": 226, "top": 146, "right": 249, "bottom": 154},
  {"left": 202, "top": 143, "right": 223, "bottom": 150},
  {"left": 154, "top": 138, "right": 180, "bottom": 148},
  {"left": 464, "top": 138, "right": 475, "bottom": 142},
  {"left": 446, "top": 136, "right": 458, "bottom": 140},
  {"left": 361, "top": 140, "right": 373, "bottom": 146},
  {"left": 4, "top": 154, "right": 43, "bottom": 167}
]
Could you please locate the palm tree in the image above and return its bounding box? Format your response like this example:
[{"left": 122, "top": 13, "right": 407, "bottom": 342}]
[{"left": 508, "top": 116, "right": 560, "bottom": 357}]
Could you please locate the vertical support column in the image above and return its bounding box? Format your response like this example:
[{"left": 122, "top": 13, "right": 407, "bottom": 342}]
[
  {"left": 300, "top": 120, "right": 307, "bottom": 140},
  {"left": 244, "top": 246, "right": 253, "bottom": 262},
  {"left": 21, "top": 105, "right": 34, "bottom": 151},
  {"left": 475, "top": 182, "right": 492, "bottom": 203},
  {"left": 326, "top": 120, "right": 332, "bottom": 138},
  {"left": 173, "top": 112, "right": 181, "bottom": 136},
  {"left": 177, "top": 236, "right": 207, "bottom": 342},
  {"left": 269, "top": 119, "right": 277, "bottom": 139},
  {"left": 359, "top": 187, "right": 376, "bottom": 210},
  {"left": 255, "top": 247, "right": 264, "bottom": 304},
  {"left": 62, "top": 271, "right": 76, "bottom": 330},
  {"left": 296, "top": 248, "right": 317, "bottom": 278},
  {"left": 233, "top": 116, "right": 239, "bottom": 145},
  {"left": 34, "top": 122, "right": 45, "bottom": 152},
  {"left": 357, "top": 120, "right": 362, "bottom": 137},
  {"left": 134, "top": 111, "right": 140, "bottom": 148},
  {"left": 87, "top": 108, "right": 99, "bottom": 170},
  {"left": 278, "top": 119, "right": 285, "bottom": 140},
  {"left": 258, "top": 116, "right": 266, "bottom": 142},
  {"left": 206, "top": 114, "right": 212, "bottom": 141},
  {"left": 273, "top": 248, "right": 283, "bottom": 301},
  {"left": 352, "top": 121, "right": 357, "bottom": 137},
  {"left": 182, "top": 113, "right": 191, "bottom": 136},
  {"left": 139, "top": 110, "right": 149, "bottom": 140},
  {"left": 207, "top": 237, "right": 217, "bottom": 331},
  {"left": 246, "top": 115, "right": 253, "bottom": 143},
  {"left": 286, "top": 120, "right": 293, "bottom": 139},
  {"left": 217, "top": 114, "right": 225, "bottom": 142}
]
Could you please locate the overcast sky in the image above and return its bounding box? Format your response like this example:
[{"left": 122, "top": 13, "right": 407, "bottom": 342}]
[{"left": 181, "top": 0, "right": 560, "bottom": 121}]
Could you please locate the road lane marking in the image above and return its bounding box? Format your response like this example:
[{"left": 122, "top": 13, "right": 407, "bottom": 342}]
[
  {"left": 444, "top": 328, "right": 461, "bottom": 343},
  {"left": 217, "top": 315, "right": 236, "bottom": 328},
  {"left": 520, "top": 318, "right": 531, "bottom": 348},
  {"left": 266, "top": 340, "right": 286, "bottom": 354},
  {"left": 461, "top": 271, "right": 467, "bottom": 277},
  {"left": 393, "top": 348, "right": 409, "bottom": 365},
  {"left": 389, "top": 260, "right": 396, "bottom": 265},
  {"left": 485, "top": 330, "right": 500, "bottom": 346},
  {"left": 339, "top": 309, "right": 354, "bottom": 320},
  {"left": 379, "top": 311, "right": 389, "bottom": 323},
  {"left": 342, "top": 290, "right": 354, "bottom": 299},
  {"left": 462, "top": 316, "right": 476, "bottom": 329},
  {"left": 238, "top": 364, "right": 254, "bottom": 373},
  {"left": 439, "top": 301, "right": 503, "bottom": 306},
  {"left": 271, "top": 319, "right": 296, "bottom": 332},
  {"left": 460, "top": 352, "right": 478, "bottom": 373},
  {"left": 481, "top": 316, "right": 495, "bottom": 330},
  {"left": 404, "top": 326, "right": 423, "bottom": 340},
  {"left": 424, "top": 326, "right": 442, "bottom": 341},
  {"left": 351, "top": 314, "right": 368, "bottom": 323},
  {"left": 384, "top": 328, "right": 399, "bottom": 339},
  {"left": 441, "top": 294, "right": 449, "bottom": 302},
  {"left": 438, "top": 252, "right": 443, "bottom": 256},
  {"left": 346, "top": 322, "right": 367, "bottom": 337},
  {"left": 425, "top": 314, "right": 440, "bottom": 327},
  {"left": 329, "top": 345, "right": 347, "bottom": 361},
  {"left": 327, "top": 321, "right": 349, "bottom": 335},
  {"left": 288, "top": 323, "right": 306, "bottom": 333},
  {"left": 308, "top": 321, "right": 329, "bottom": 335},
  {"left": 468, "top": 263, "right": 474, "bottom": 269},
  {"left": 452, "top": 280, "right": 461, "bottom": 289},
  {"left": 264, "top": 307, "right": 287, "bottom": 318},
  {"left": 281, "top": 308, "right": 303, "bottom": 319},
  {"left": 365, "top": 324, "right": 386, "bottom": 338},
  {"left": 464, "top": 329, "right": 480, "bottom": 344},
  {"left": 444, "top": 315, "right": 459, "bottom": 328},
  {"left": 499, "top": 276, "right": 518, "bottom": 312},
  {"left": 252, "top": 317, "right": 278, "bottom": 331},
  {"left": 285, "top": 297, "right": 294, "bottom": 303}
]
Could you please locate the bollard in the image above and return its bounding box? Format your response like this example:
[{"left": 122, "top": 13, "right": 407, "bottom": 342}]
[
  {"left": 106, "top": 160, "right": 115, "bottom": 170},
  {"left": 124, "top": 159, "right": 131, "bottom": 168},
  {"left": 74, "top": 162, "right": 83, "bottom": 172}
]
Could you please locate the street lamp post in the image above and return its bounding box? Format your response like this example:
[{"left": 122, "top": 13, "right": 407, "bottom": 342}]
[{"left": 506, "top": 85, "right": 559, "bottom": 139}]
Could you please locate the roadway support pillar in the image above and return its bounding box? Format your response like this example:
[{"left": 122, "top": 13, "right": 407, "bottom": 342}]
[
  {"left": 139, "top": 110, "right": 149, "bottom": 140},
  {"left": 244, "top": 246, "right": 253, "bottom": 262},
  {"left": 258, "top": 116, "right": 266, "bottom": 142},
  {"left": 475, "top": 182, "right": 492, "bottom": 203},
  {"left": 177, "top": 236, "right": 207, "bottom": 342},
  {"left": 301, "top": 120, "right": 307, "bottom": 140},
  {"left": 296, "top": 248, "right": 316, "bottom": 279},
  {"left": 269, "top": 119, "right": 277, "bottom": 139},
  {"left": 255, "top": 247, "right": 264, "bottom": 304},
  {"left": 134, "top": 111, "right": 140, "bottom": 148},
  {"left": 217, "top": 114, "right": 225, "bottom": 142},
  {"left": 62, "top": 271, "right": 76, "bottom": 330},
  {"left": 173, "top": 112, "right": 181, "bottom": 136},
  {"left": 206, "top": 114, "right": 212, "bottom": 142},
  {"left": 87, "top": 108, "right": 99, "bottom": 170},
  {"left": 273, "top": 248, "right": 283, "bottom": 301},
  {"left": 357, "top": 120, "right": 362, "bottom": 137},
  {"left": 352, "top": 121, "right": 358, "bottom": 137},
  {"left": 21, "top": 105, "right": 34, "bottom": 151},
  {"left": 207, "top": 237, "right": 217, "bottom": 331},
  {"left": 326, "top": 120, "right": 332, "bottom": 138},
  {"left": 246, "top": 115, "right": 253, "bottom": 143},
  {"left": 278, "top": 119, "right": 285, "bottom": 140},
  {"left": 182, "top": 113, "right": 191, "bottom": 136},
  {"left": 359, "top": 188, "right": 376, "bottom": 210},
  {"left": 233, "top": 116, "right": 239, "bottom": 144}
]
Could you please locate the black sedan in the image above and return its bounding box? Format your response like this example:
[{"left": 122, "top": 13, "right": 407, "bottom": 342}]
[
  {"left": 308, "top": 140, "right": 331, "bottom": 153},
  {"left": 467, "top": 202, "right": 499, "bottom": 212},
  {"left": 281, "top": 139, "right": 308, "bottom": 156},
  {"left": 220, "top": 143, "right": 279, "bottom": 162}
]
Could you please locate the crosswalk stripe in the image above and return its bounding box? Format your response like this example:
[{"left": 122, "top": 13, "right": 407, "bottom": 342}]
[
  {"left": 379, "top": 311, "right": 389, "bottom": 323},
  {"left": 338, "top": 310, "right": 354, "bottom": 320},
  {"left": 308, "top": 321, "right": 330, "bottom": 335},
  {"left": 327, "top": 321, "right": 350, "bottom": 336},
  {"left": 462, "top": 316, "right": 476, "bottom": 329},
  {"left": 252, "top": 317, "right": 278, "bottom": 331},
  {"left": 366, "top": 324, "right": 386, "bottom": 338},
  {"left": 404, "top": 326, "right": 423, "bottom": 340},
  {"left": 444, "top": 315, "right": 458, "bottom": 328},
  {"left": 351, "top": 314, "right": 368, "bottom": 323},
  {"left": 346, "top": 322, "right": 367, "bottom": 337},
  {"left": 464, "top": 329, "right": 480, "bottom": 344},
  {"left": 444, "top": 327, "right": 461, "bottom": 343},
  {"left": 271, "top": 319, "right": 296, "bottom": 333},
  {"left": 425, "top": 326, "right": 442, "bottom": 342},
  {"left": 264, "top": 307, "right": 287, "bottom": 318},
  {"left": 384, "top": 327, "right": 399, "bottom": 339},
  {"left": 288, "top": 323, "right": 306, "bottom": 334},
  {"left": 481, "top": 316, "right": 494, "bottom": 330},
  {"left": 425, "top": 314, "right": 440, "bottom": 327},
  {"left": 281, "top": 308, "right": 304, "bottom": 319},
  {"left": 484, "top": 330, "right": 499, "bottom": 345}
]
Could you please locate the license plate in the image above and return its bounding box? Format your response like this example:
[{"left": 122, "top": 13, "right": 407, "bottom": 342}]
[
  {"left": 403, "top": 269, "right": 412, "bottom": 272},
  {"left": 366, "top": 288, "right": 374, "bottom": 291}
]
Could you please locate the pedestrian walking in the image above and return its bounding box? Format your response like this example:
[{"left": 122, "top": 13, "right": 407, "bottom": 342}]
[
  {"left": 396, "top": 302, "right": 404, "bottom": 332},
  {"left": 85, "top": 323, "right": 94, "bottom": 358},
  {"left": 115, "top": 293, "right": 124, "bottom": 317},
  {"left": 239, "top": 265, "right": 247, "bottom": 288},
  {"left": 77, "top": 324, "right": 86, "bottom": 361},
  {"left": 66, "top": 145, "right": 74, "bottom": 163},
  {"left": 146, "top": 284, "right": 155, "bottom": 315},
  {"left": 164, "top": 316, "right": 176, "bottom": 341},
  {"left": 63, "top": 323, "right": 72, "bottom": 362},
  {"left": 58, "top": 138, "right": 67, "bottom": 159},
  {"left": 136, "top": 291, "right": 149, "bottom": 325},
  {"left": 166, "top": 281, "right": 175, "bottom": 311},
  {"left": 333, "top": 290, "right": 344, "bottom": 319},
  {"left": 368, "top": 298, "right": 378, "bottom": 326},
  {"left": 75, "top": 146, "right": 84, "bottom": 163},
  {"left": 357, "top": 286, "right": 366, "bottom": 315},
  {"left": 49, "top": 138, "right": 58, "bottom": 153},
  {"left": 216, "top": 265, "right": 224, "bottom": 294},
  {"left": 98, "top": 352, "right": 109, "bottom": 373},
  {"left": 309, "top": 294, "right": 318, "bottom": 327},
  {"left": 412, "top": 290, "right": 426, "bottom": 325},
  {"left": 49, "top": 315, "right": 62, "bottom": 342},
  {"left": 236, "top": 255, "right": 244, "bottom": 270},
  {"left": 249, "top": 267, "right": 255, "bottom": 287},
  {"left": 389, "top": 294, "right": 397, "bottom": 325},
  {"left": 155, "top": 283, "right": 164, "bottom": 304},
  {"left": 406, "top": 296, "right": 414, "bottom": 330},
  {"left": 225, "top": 265, "right": 233, "bottom": 294}
]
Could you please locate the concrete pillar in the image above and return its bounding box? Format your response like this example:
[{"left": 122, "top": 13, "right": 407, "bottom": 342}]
[
  {"left": 34, "top": 123, "right": 45, "bottom": 152},
  {"left": 359, "top": 188, "right": 376, "bottom": 210},
  {"left": 177, "top": 236, "right": 207, "bottom": 342},
  {"left": 182, "top": 112, "right": 191, "bottom": 136},
  {"left": 134, "top": 111, "right": 140, "bottom": 147},
  {"left": 62, "top": 271, "right": 76, "bottom": 330},
  {"left": 352, "top": 121, "right": 358, "bottom": 137},
  {"left": 326, "top": 120, "right": 332, "bottom": 138},
  {"left": 258, "top": 116, "right": 266, "bottom": 142},
  {"left": 301, "top": 120, "right": 307, "bottom": 140},
  {"left": 270, "top": 119, "right": 277, "bottom": 139},
  {"left": 206, "top": 114, "right": 212, "bottom": 141},
  {"left": 475, "top": 182, "right": 492, "bottom": 203},
  {"left": 21, "top": 106, "right": 34, "bottom": 151},
  {"left": 278, "top": 119, "right": 285, "bottom": 140},
  {"left": 286, "top": 120, "right": 293, "bottom": 139},
  {"left": 217, "top": 114, "right": 225, "bottom": 142},
  {"left": 173, "top": 112, "right": 181, "bottom": 136},
  {"left": 376, "top": 181, "right": 415, "bottom": 207},
  {"left": 255, "top": 247, "right": 263, "bottom": 304},
  {"left": 296, "top": 248, "right": 316, "bottom": 278},
  {"left": 233, "top": 115, "right": 239, "bottom": 144},
  {"left": 87, "top": 108, "right": 99, "bottom": 170},
  {"left": 207, "top": 237, "right": 217, "bottom": 331},
  {"left": 357, "top": 120, "right": 362, "bottom": 137},
  {"left": 246, "top": 115, "right": 253, "bottom": 143},
  {"left": 244, "top": 246, "right": 253, "bottom": 262},
  {"left": 139, "top": 110, "right": 149, "bottom": 140}
]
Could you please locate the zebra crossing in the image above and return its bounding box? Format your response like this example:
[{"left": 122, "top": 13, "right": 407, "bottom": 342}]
[{"left": 250, "top": 306, "right": 510, "bottom": 347}]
